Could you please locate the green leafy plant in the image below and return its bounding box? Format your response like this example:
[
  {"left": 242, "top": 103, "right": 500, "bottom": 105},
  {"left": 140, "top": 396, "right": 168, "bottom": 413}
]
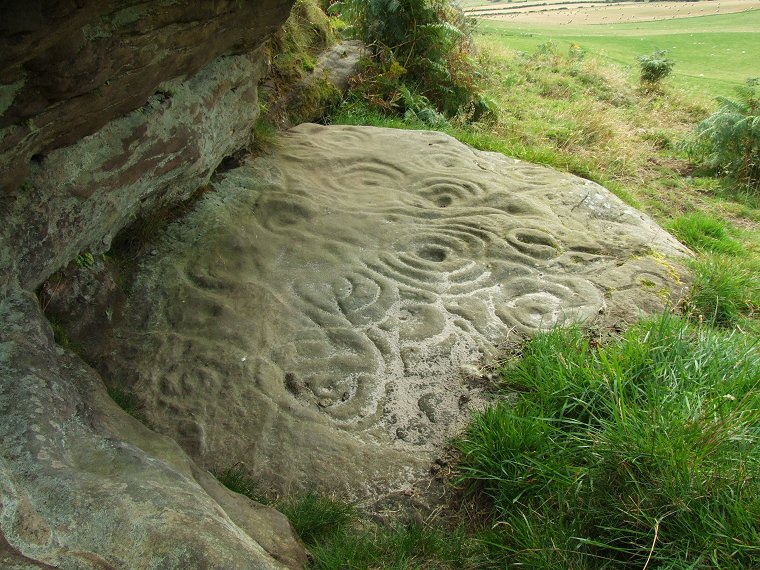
[
  {"left": 75, "top": 252, "right": 95, "bottom": 268},
  {"left": 331, "top": 0, "right": 486, "bottom": 118},
  {"left": 399, "top": 84, "right": 446, "bottom": 125},
  {"left": 684, "top": 78, "right": 760, "bottom": 190},
  {"left": 637, "top": 49, "right": 674, "bottom": 88}
]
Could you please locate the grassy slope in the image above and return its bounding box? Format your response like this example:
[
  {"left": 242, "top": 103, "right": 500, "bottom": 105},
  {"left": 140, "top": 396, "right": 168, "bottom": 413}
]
[{"left": 477, "top": 10, "right": 760, "bottom": 97}]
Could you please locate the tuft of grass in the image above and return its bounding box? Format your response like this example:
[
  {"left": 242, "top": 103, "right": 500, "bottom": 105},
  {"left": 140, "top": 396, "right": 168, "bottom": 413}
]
[
  {"left": 278, "top": 492, "right": 355, "bottom": 546},
  {"left": 308, "top": 522, "right": 484, "bottom": 570},
  {"left": 457, "top": 314, "right": 760, "bottom": 568},
  {"left": 688, "top": 255, "right": 759, "bottom": 327},
  {"left": 252, "top": 116, "right": 279, "bottom": 154},
  {"left": 666, "top": 212, "right": 744, "bottom": 256},
  {"left": 213, "top": 464, "right": 271, "bottom": 505}
]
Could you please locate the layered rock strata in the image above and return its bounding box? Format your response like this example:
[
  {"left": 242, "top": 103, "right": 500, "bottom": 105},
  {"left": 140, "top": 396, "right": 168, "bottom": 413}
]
[
  {"left": 1, "top": 0, "right": 291, "bottom": 289},
  {"left": 1, "top": 1, "right": 312, "bottom": 567}
]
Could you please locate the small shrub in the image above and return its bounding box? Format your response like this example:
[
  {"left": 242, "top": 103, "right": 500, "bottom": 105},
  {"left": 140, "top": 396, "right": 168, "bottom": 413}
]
[
  {"left": 567, "top": 42, "right": 586, "bottom": 61},
  {"left": 684, "top": 78, "right": 760, "bottom": 190},
  {"left": 637, "top": 49, "right": 674, "bottom": 88},
  {"left": 331, "top": 0, "right": 486, "bottom": 117}
]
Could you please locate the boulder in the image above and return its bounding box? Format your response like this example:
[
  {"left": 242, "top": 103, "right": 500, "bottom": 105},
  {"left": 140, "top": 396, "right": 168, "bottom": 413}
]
[
  {"left": 0, "top": 1, "right": 313, "bottom": 567},
  {"left": 94, "top": 124, "right": 690, "bottom": 500},
  {"left": 0, "top": 0, "right": 292, "bottom": 192}
]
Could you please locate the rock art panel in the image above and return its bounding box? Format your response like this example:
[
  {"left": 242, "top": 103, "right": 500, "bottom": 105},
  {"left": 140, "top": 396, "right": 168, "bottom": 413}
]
[{"left": 104, "top": 124, "right": 689, "bottom": 498}]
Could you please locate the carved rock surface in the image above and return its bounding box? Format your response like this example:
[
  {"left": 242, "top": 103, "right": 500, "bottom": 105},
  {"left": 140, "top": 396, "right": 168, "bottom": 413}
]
[
  {"left": 101, "top": 124, "right": 689, "bottom": 499},
  {"left": 0, "top": 282, "right": 307, "bottom": 569}
]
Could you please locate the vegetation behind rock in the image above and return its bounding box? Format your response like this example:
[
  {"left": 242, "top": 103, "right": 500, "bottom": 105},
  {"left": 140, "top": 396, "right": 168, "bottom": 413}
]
[{"left": 328, "top": 0, "right": 489, "bottom": 119}]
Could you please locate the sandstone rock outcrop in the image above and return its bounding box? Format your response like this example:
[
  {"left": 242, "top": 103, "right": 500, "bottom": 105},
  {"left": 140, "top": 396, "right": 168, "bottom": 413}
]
[
  {"left": 1, "top": 0, "right": 293, "bottom": 289},
  {"left": 1, "top": 1, "right": 312, "bottom": 567},
  {"left": 95, "top": 124, "right": 690, "bottom": 501},
  {"left": 0, "top": 280, "right": 307, "bottom": 569}
]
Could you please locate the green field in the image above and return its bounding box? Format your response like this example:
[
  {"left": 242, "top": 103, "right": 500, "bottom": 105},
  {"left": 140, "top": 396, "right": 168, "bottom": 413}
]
[
  {"left": 476, "top": 10, "right": 760, "bottom": 98},
  {"left": 459, "top": 0, "right": 527, "bottom": 5}
]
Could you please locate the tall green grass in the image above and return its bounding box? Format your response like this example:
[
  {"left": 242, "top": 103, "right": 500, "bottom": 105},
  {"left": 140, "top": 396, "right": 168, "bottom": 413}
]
[
  {"left": 688, "top": 255, "right": 759, "bottom": 328},
  {"left": 278, "top": 492, "right": 355, "bottom": 546},
  {"left": 308, "top": 523, "right": 483, "bottom": 570},
  {"left": 663, "top": 212, "right": 758, "bottom": 327},
  {"left": 457, "top": 314, "right": 760, "bottom": 568},
  {"left": 666, "top": 212, "right": 744, "bottom": 256}
]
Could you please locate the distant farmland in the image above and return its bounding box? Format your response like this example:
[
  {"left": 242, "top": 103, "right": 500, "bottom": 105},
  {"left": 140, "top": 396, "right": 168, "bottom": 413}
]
[
  {"left": 473, "top": 8, "right": 760, "bottom": 97},
  {"left": 463, "top": 0, "right": 760, "bottom": 24}
]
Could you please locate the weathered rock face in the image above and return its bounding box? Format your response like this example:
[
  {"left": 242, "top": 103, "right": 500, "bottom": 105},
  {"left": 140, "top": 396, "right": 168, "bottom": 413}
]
[
  {"left": 0, "top": 0, "right": 290, "bottom": 189},
  {"left": 96, "top": 124, "right": 689, "bottom": 500},
  {"left": 266, "top": 40, "right": 365, "bottom": 128},
  {"left": 0, "top": 281, "right": 307, "bottom": 569},
  {"left": 1, "top": 1, "right": 312, "bottom": 567},
  {"left": 0, "top": 0, "right": 294, "bottom": 289}
]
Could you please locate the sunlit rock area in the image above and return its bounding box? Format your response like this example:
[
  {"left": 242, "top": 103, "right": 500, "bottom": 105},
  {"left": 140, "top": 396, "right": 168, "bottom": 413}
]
[{"left": 93, "top": 124, "right": 688, "bottom": 501}]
